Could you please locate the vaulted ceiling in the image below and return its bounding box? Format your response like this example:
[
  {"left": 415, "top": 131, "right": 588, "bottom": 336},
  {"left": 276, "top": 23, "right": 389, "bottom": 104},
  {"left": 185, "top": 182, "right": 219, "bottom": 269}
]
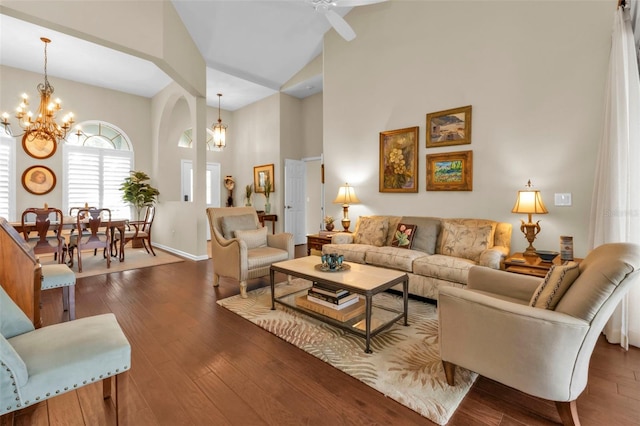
[{"left": 0, "top": 1, "right": 361, "bottom": 111}]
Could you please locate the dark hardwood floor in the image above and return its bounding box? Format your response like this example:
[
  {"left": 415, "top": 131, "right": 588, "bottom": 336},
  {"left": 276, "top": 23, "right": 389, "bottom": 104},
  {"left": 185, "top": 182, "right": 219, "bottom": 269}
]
[{"left": 11, "top": 245, "right": 640, "bottom": 425}]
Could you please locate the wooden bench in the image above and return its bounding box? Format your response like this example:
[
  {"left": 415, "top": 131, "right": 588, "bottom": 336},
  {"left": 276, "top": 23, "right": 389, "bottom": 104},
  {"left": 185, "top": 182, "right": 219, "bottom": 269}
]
[{"left": 0, "top": 217, "right": 42, "bottom": 328}]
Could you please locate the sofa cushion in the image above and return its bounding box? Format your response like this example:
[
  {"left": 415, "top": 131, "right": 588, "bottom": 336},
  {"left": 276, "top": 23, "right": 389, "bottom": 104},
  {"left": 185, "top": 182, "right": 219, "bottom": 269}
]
[
  {"left": 438, "top": 219, "right": 498, "bottom": 250},
  {"left": 413, "top": 254, "right": 476, "bottom": 285},
  {"left": 530, "top": 261, "right": 580, "bottom": 310},
  {"left": 247, "top": 247, "right": 290, "bottom": 269},
  {"left": 322, "top": 243, "right": 369, "bottom": 264},
  {"left": 353, "top": 216, "right": 389, "bottom": 247},
  {"left": 439, "top": 222, "right": 493, "bottom": 262},
  {"left": 400, "top": 216, "right": 441, "bottom": 254},
  {"left": 391, "top": 223, "right": 417, "bottom": 249},
  {"left": 365, "top": 246, "right": 429, "bottom": 272},
  {"left": 235, "top": 227, "right": 268, "bottom": 249},
  {"left": 221, "top": 214, "right": 257, "bottom": 239}
]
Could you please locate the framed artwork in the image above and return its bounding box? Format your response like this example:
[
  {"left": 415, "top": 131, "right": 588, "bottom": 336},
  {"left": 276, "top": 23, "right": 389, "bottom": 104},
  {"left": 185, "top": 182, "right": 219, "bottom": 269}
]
[
  {"left": 426, "top": 105, "right": 472, "bottom": 148},
  {"left": 253, "top": 163, "right": 275, "bottom": 193},
  {"left": 426, "top": 150, "right": 473, "bottom": 191},
  {"left": 379, "top": 126, "right": 419, "bottom": 193},
  {"left": 22, "top": 131, "right": 57, "bottom": 159},
  {"left": 22, "top": 165, "right": 56, "bottom": 195}
]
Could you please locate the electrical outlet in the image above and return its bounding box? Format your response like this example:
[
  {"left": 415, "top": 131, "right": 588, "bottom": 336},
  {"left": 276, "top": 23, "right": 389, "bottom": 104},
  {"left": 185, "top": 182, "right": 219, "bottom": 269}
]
[{"left": 554, "top": 193, "right": 572, "bottom": 206}]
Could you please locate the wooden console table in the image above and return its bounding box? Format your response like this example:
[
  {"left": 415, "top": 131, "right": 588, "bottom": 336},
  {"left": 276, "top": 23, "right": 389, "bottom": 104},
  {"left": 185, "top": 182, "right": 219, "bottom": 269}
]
[{"left": 258, "top": 213, "right": 277, "bottom": 234}]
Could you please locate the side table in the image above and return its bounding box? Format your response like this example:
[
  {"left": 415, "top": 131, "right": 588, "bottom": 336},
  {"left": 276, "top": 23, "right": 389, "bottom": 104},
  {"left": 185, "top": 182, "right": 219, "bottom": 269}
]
[
  {"left": 502, "top": 252, "right": 582, "bottom": 278},
  {"left": 306, "top": 234, "right": 333, "bottom": 256}
]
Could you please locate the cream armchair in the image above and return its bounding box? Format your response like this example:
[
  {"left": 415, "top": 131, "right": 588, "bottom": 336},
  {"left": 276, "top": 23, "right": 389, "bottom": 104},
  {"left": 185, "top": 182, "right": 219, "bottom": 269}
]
[
  {"left": 438, "top": 242, "right": 640, "bottom": 426},
  {"left": 206, "top": 207, "right": 294, "bottom": 298}
]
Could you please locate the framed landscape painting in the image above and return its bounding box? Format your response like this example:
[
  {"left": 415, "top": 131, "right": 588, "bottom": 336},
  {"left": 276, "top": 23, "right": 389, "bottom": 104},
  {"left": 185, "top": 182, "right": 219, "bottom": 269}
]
[
  {"left": 426, "top": 105, "right": 472, "bottom": 148},
  {"left": 379, "top": 126, "right": 419, "bottom": 193},
  {"left": 426, "top": 150, "right": 473, "bottom": 191}
]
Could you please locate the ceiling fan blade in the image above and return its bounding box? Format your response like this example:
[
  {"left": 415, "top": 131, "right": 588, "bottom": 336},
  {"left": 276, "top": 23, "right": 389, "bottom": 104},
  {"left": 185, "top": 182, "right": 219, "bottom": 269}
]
[
  {"left": 334, "top": 0, "right": 387, "bottom": 7},
  {"left": 325, "top": 9, "right": 356, "bottom": 41}
]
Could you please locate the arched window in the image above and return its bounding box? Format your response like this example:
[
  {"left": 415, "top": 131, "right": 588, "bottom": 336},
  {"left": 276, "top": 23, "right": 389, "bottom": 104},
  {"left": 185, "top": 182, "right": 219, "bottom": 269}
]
[
  {"left": 63, "top": 121, "right": 134, "bottom": 219},
  {"left": 178, "top": 128, "right": 221, "bottom": 151}
]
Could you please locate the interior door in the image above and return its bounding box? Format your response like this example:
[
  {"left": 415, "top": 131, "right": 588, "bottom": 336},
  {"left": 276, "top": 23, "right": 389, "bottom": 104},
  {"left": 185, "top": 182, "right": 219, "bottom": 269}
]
[{"left": 284, "top": 158, "right": 306, "bottom": 245}]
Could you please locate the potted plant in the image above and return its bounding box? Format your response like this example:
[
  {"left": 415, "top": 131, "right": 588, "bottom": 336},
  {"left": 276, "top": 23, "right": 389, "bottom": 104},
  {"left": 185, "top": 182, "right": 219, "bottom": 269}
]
[
  {"left": 324, "top": 215, "right": 335, "bottom": 231},
  {"left": 245, "top": 184, "right": 253, "bottom": 206},
  {"left": 263, "top": 176, "right": 272, "bottom": 213},
  {"left": 120, "top": 170, "right": 160, "bottom": 221}
]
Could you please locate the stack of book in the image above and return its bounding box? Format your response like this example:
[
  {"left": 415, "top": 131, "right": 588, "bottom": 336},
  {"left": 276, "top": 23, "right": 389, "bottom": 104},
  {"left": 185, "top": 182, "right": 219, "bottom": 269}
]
[
  {"left": 307, "top": 285, "right": 359, "bottom": 309},
  {"left": 296, "top": 283, "right": 365, "bottom": 322}
]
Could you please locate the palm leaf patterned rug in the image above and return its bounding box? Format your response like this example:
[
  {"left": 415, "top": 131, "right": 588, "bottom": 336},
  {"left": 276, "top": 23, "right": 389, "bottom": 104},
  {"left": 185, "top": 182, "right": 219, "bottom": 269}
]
[{"left": 217, "top": 279, "right": 477, "bottom": 425}]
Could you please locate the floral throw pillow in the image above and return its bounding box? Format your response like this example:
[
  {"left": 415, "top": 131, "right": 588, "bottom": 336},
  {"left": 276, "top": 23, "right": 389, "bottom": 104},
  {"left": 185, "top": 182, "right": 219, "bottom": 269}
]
[
  {"left": 391, "top": 223, "right": 417, "bottom": 249},
  {"left": 353, "top": 216, "right": 389, "bottom": 247},
  {"left": 440, "top": 222, "right": 493, "bottom": 262}
]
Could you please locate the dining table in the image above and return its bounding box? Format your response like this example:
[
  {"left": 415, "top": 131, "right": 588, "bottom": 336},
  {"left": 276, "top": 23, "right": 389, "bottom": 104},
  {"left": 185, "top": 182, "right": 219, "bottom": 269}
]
[{"left": 11, "top": 216, "right": 130, "bottom": 263}]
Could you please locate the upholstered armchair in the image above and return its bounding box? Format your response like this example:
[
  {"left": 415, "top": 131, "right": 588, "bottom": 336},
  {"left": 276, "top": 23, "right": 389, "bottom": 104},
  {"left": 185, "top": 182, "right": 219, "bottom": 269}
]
[
  {"left": 0, "top": 286, "right": 131, "bottom": 425},
  {"left": 438, "top": 242, "right": 640, "bottom": 426},
  {"left": 206, "top": 207, "right": 294, "bottom": 298}
]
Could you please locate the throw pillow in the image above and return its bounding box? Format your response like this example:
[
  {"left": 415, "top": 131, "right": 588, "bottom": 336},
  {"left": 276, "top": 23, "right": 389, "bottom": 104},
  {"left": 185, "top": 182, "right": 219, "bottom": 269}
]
[
  {"left": 391, "top": 223, "right": 417, "bottom": 249},
  {"left": 221, "top": 214, "right": 257, "bottom": 239},
  {"left": 234, "top": 226, "right": 268, "bottom": 249},
  {"left": 439, "top": 222, "right": 493, "bottom": 262},
  {"left": 530, "top": 262, "right": 580, "bottom": 310},
  {"left": 353, "top": 216, "right": 389, "bottom": 247},
  {"left": 400, "top": 216, "right": 440, "bottom": 254}
]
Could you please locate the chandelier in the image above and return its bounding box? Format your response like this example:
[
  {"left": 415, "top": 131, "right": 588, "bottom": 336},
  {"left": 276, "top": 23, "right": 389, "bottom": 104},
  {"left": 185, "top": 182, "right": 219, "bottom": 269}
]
[
  {"left": 212, "top": 93, "right": 227, "bottom": 149},
  {"left": 1, "top": 37, "right": 75, "bottom": 144}
]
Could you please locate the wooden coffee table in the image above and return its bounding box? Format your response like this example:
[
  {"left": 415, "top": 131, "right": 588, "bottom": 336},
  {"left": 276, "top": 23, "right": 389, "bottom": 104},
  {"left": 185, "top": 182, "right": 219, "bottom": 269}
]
[{"left": 270, "top": 256, "right": 409, "bottom": 353}]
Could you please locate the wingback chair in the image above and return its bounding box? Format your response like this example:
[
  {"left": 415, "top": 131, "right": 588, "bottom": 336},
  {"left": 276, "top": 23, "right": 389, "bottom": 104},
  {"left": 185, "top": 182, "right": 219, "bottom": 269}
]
[
  {"left": 0, "top": 286, "right": 131, "bottom": 425},
  {"left": 438, "top": 242, "right": 640, "bottom": 426},
  {"left": 206, "top": 207, "right": 294, "bottom": 298}
]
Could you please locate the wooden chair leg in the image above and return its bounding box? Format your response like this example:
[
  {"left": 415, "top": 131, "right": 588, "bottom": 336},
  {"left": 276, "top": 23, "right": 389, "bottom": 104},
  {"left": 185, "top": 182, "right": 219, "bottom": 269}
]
[
  {"left": 115, "top": 371, "right": 129, "bottom": 426},
  {"left": 62, "top": 287, "right": 70, "bottom": 312},
  {"left": 442, "top": 360, "right": 456, "bottom": 386},
  {"left": 556, "top": 400, "right": 580, "bottom": 426},
  {"left": 0, "top": 412, "right": 15, "bottom": 426},
  {"left": 68, "top": 284, "right": 76, "bottom": 320},
  {"left": 103, "top": 376, "right": 112, "bottom": 400}
]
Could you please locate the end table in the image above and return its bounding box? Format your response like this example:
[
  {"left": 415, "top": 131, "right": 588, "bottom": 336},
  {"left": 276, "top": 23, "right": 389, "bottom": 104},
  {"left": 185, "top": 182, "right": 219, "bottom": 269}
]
[{"left": 502, "top": 252, "right": 582, "bottom": 278}]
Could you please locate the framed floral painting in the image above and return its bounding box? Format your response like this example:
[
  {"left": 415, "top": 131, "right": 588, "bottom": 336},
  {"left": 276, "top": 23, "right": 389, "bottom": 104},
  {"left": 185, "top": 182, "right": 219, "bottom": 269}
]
[
  {"left": 426, "top": 150, "right": 473, "bottom": 191},
  {"left": 379, "top": 126, "right": 419, "bottom": 193}
]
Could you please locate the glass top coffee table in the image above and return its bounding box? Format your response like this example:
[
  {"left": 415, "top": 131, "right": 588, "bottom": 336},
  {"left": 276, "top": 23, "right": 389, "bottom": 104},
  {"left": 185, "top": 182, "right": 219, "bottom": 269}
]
[{"left": 270, "top": 256, "right": 409, "bottom": 353}]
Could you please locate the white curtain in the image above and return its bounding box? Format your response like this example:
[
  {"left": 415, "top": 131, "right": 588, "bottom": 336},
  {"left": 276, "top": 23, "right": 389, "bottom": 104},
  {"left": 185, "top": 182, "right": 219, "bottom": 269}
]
[{"left": 589, "top": 4, "right": 640, "bottom": 350}]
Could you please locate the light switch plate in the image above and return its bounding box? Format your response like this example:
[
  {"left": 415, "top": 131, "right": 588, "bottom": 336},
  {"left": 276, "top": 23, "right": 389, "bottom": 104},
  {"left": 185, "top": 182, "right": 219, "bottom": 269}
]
[{"left": 554, "top": 193, "right": 572, "bottom": 206}]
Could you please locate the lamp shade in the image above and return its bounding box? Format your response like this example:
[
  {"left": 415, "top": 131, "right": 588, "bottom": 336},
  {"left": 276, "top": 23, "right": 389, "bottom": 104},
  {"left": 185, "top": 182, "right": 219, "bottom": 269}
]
[
  {"left": 333, "top": 183, "right": 360, "bottom": 205},
  {"left": 511, "top": 189, "right": 548, "bottom": 214}
]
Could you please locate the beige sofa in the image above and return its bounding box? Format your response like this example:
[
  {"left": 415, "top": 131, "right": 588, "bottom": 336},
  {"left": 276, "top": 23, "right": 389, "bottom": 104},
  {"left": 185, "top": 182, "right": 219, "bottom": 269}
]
[{"left": 321, "top": 215, "right": 512, "bottom": 300}]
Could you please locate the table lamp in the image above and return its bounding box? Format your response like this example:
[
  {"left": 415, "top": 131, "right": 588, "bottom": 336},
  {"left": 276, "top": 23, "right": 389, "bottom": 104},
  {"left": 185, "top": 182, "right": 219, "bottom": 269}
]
[
  {"left": 333, "top": 183, "right": 360, "bottom": 231},
  {"left": 511, "top": 180, "right": 548, "bottom": 256}
]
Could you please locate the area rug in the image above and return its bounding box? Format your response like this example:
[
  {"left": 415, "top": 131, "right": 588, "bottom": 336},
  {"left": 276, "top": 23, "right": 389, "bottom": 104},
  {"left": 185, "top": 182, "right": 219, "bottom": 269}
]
[
  {"left": 217, "top": 279, "right": 477, "bottom": 425},
  {"left": 38, "top": 246, "right": 184, "bottom": 279}
]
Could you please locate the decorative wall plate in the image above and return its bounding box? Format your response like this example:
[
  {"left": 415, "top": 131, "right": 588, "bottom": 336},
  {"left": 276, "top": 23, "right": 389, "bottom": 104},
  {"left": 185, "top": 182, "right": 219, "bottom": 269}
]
[
  {"left": 22, "top": 165, "right": 56, "bottom": 195},
  {"left": 22, "top": 131, "right": 57, "bottom": 159}
]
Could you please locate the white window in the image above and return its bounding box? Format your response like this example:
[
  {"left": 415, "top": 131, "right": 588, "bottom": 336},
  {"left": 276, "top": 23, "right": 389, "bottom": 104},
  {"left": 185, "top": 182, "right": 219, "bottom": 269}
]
[
  {"left": 63, "top": 122, "right": 133, "bottom": 219},
  {"left": 0, "top": 135, "right": 16, "bottom": 220}
]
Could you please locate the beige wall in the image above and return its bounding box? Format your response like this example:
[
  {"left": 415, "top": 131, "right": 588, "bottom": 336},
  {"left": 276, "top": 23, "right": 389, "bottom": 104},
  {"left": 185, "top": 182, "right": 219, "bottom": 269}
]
[
  {"left": 323, "top": 1, "right": 613, "bottom": 257},
  {"left": 1, "top": 64, "right": 153, "bottom": 216}
]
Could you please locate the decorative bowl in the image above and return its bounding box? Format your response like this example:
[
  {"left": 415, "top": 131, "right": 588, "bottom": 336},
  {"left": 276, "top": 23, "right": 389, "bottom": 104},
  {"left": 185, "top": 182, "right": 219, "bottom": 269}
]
[{"left": 536, "top": 250, "right": 559, "bottom": 262}]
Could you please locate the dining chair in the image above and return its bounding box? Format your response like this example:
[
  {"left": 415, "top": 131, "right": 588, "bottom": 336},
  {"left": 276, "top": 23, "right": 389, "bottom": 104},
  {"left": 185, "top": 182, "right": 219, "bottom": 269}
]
[
  {"left": 113, "top": 205, "right": 156, "bottom": 260},
  {"left": 20, "top": 207, "right": 66, "bottom": 263},
  {"left": 19, "top": 208, "right": 77, "bottom": 321},
  {"left": 68, "top": 208, "right": 112, "bottom": 273}
]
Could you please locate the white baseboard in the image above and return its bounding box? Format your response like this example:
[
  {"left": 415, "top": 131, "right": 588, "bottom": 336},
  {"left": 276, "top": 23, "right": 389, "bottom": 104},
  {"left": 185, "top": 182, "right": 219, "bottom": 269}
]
[{"left": 153, "top": 243, "right": 209, "bottom": 262}]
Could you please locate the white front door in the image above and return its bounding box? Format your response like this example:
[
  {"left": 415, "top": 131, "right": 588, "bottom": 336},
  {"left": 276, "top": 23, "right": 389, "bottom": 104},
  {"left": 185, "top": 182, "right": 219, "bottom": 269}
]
[{"left": 284, "top": 158, "right": 306, "bottom": 245}]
